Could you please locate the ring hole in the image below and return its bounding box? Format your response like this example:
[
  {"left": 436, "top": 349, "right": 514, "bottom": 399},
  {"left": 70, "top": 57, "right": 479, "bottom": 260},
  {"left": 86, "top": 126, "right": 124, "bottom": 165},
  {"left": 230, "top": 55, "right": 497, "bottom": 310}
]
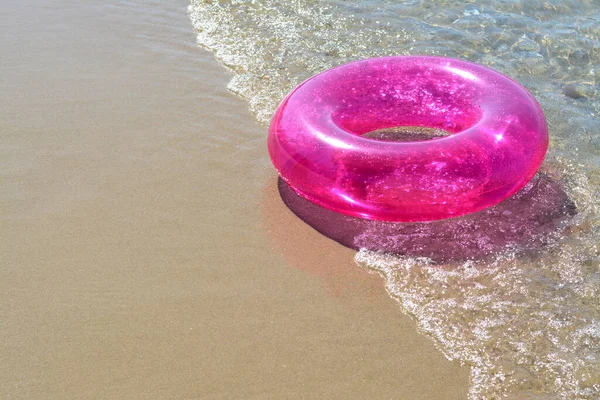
[{"left": 361, "top": 126, "right": 453, "bottom": 142}]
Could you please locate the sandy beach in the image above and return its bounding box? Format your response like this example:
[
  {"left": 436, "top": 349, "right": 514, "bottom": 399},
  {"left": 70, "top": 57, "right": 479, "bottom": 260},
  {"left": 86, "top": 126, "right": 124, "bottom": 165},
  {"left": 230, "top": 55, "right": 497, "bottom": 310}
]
[{"left": 1, "top": 0, "right": 468, "bottom": 398}]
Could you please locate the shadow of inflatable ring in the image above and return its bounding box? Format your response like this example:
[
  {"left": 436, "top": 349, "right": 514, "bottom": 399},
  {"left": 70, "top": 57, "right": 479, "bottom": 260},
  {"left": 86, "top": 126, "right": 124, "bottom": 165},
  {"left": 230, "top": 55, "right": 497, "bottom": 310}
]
[{"left": 277, "top": 172, "right": 576, "bottom": 263}]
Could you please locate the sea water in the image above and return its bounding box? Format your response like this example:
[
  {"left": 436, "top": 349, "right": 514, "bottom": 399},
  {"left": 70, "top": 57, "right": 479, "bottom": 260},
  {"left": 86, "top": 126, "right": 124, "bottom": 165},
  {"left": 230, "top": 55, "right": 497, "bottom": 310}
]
[{"left": 188, "top": 1, "right": 600, "bottom": 398}]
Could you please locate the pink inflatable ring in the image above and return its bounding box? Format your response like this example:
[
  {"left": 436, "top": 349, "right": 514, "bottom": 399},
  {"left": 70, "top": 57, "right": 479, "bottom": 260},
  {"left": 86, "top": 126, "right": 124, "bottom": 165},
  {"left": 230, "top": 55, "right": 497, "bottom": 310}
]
[{"left": 268, "top": 56, "right": 548, "bottom": 222}]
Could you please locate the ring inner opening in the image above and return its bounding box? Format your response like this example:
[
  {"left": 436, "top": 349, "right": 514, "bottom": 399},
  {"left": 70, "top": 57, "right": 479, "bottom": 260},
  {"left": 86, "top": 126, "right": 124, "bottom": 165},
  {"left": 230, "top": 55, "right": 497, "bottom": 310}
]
[{"left": 361, "top": 126, "right": 452, "bottom": 142}]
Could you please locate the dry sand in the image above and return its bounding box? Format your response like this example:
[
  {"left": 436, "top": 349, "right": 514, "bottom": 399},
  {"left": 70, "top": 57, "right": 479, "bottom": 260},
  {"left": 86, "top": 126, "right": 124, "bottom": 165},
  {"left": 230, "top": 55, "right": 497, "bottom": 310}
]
[{"left": 1, "top": 0, "right": 468, "bottom": 398}]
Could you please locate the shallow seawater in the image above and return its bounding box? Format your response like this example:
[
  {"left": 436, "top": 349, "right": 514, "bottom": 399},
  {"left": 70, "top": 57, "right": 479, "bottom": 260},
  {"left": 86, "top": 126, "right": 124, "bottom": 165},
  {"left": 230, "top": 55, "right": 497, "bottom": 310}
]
[{"left": 188, "top": 0, "right": 600, "bottom": 398}]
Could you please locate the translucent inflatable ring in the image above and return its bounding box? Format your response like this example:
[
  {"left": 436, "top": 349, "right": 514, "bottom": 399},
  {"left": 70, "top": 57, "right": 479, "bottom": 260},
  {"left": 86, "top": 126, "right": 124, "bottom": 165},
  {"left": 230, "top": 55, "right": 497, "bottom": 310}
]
[{"left": 268, "top": 56, "right": 548, "bottom": 222}]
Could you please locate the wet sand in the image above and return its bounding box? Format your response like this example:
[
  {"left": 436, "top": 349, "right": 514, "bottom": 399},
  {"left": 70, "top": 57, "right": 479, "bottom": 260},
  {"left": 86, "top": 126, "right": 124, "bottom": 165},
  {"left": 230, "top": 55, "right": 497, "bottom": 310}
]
[{"left": 0, "top": 0, "right": 469, "bottom": 398}]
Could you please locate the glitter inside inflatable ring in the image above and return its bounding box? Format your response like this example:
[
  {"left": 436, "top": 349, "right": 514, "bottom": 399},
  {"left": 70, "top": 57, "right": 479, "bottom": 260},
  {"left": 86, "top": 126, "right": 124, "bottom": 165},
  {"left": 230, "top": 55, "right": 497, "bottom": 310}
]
[{"left": 268, "top": 56, "right": 548, "bottom": 222}]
